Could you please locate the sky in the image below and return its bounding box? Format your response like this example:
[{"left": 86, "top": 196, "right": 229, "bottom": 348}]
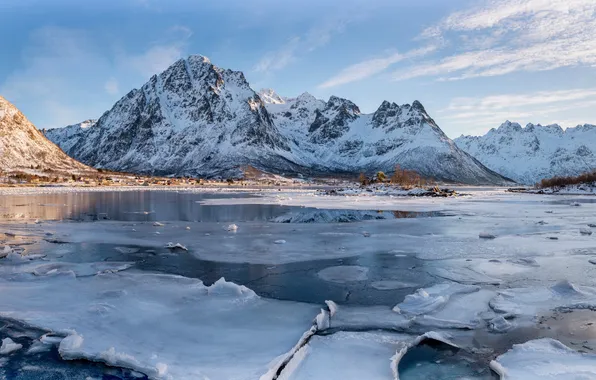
[{"left": 1, "top": 0, "right": 596, "bottom": 137}]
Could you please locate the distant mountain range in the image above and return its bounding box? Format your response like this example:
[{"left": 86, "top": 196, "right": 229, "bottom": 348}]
[
  {"left": 455, "top": 121, "right": 596, "bottom": 184},
  {"left": 43, "top": 55, "right": 509, "bottom": 185},
  {"left": 0, "top": 96, "right": 90, "bottom": 174}
]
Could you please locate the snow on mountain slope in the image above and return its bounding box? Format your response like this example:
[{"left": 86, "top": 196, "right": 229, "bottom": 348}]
[
  {"left": 264, "top": 94, "right": 509, "bottom": 184},
  {"left": 46, "top": 56, "right": 298, "bottom": 177},
  {"left": 45, "top": 55, "right": 508, "bottom": 184},
  {"left": 455, "top": 121, "right": 596, "bottom": 184},
  {"left": 44, "top": 119, "right": 97, "bottom": 154},
  {"left": 0, "top": 96, "right": 91, "bottom": 173}
]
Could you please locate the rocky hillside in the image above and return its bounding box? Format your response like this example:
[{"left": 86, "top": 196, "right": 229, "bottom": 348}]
[
  {"left": 0, "top": 96, "right": 91, "bottom": 173},
  {"left": 455, "top": 121, "right": 596, "bottom": 184},
  {"left": 262, "top": 90, "right": 509, "bottom": 184},
  {"left": 45, "top": 55, "right": 510, "bottom": 184}
]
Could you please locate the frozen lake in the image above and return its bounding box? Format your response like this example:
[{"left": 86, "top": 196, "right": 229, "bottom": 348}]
[{"left": 1, "top": 188, "right": 596, "bottom": 379}]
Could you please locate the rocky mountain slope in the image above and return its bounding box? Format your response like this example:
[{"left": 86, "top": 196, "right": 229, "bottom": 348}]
[
  {"left": 44, "top": 119, "right": 97, "bottom": 155},
  {"left": 260, "top": 90, "right": 508, "bottom": 184},
  {"left": 45, "top": 55, "right": 509, "bottom": 184},
  {"left": 0, "top": 96, "right": 91, "bottom": 173},
  {"left": 455, "top": 121, "right": 596, "bottom": 184}
]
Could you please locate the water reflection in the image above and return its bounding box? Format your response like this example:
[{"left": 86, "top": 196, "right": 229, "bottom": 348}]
[{"left": 0, "top": 191, "right": 298, "bottom": 222}]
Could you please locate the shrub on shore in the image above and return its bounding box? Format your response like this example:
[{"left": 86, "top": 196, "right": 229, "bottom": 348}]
[{"left": 538, "top": 170, "right": 596, "bottom": 188}]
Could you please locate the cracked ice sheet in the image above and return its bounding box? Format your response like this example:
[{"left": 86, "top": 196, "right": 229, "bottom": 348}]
[
  {"left": 490, "top": 281, "right": 596, "bottom": 318},
  {"left": 280, "top": 330, "right": 460, "bottom": 380},
  {"left": 491, "top": 338, "right": 596, "bottom": 380},
  {"left": 280, "top": 331, "right": 412, "bottom": 380},
  {"left": 322, "top": 284, "right": 495, "bottom": 333},
  {"left": 0, "top": 270, "right": 320, "bottom": 379}
]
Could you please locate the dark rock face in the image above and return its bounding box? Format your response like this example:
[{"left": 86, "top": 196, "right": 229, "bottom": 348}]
[{"left": 46, "top": 55, "right": 511, "bottom": 184}]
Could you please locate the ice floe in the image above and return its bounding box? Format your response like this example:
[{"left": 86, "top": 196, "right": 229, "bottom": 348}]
[
  {"left": 393, "top": 283, "right": 480, "bottom": 316},
  {"left": 0, "top": 337, "right": 23, "bottom": 355},
  {"left": 165, "top": 242, "right": 188, "bottom": 251},
  {"left": 371, "top": 280, "right": 417, "bottom": 290},
  {"left": 490, "top": 280, "right": 596, "bottom": 318},
  {"left": 317, "top": 266, "right": 369, "bottom": 283},
  {"left": 0, "top": 271, "right": 320, "bottom": 379},
  {"left": 490, "top": 338, "right": 596, "bottom": 379}
]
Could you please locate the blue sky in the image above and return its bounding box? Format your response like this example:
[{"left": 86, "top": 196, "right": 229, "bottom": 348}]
[{"left": 2, "top": 0, "right": 596, "bottom": 137}]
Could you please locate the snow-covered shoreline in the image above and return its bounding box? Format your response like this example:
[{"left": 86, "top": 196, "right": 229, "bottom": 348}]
[{"left": 509, "top": 182, "right": 596, "bottom": 195}]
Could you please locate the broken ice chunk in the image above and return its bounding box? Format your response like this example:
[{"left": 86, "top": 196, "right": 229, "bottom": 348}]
[
  {"left": 580, "top": 228, "right": 593, "bottom": 236},
  {"left": 393, "top": 283, "right": 479, "bottom": 316},
  {"left": 152, "top": 222, "right": 164, "bottom": 227},
  {"left": 274, "top": 239, "right": 287, "bottom": 244},
  {"left": 0, "top": 338, "right": 23, "bottom": 355},
  {"left": 490, "top": 338, "right": 596, "bottom": 379},
  {"left": 165, "top": 242, "right": 188, "bottom": 251},
  {"left": 489, "top": 315, "right": 514, "bottom": 333},
  {"left": 226, "top": 224, "right": 238, "bottom": 232},
  {"left": 0, "top": 245, "right": 11, "bottom": 259},
  {"left": 317, "top": 266, "right": 369, "bottom": 283}
]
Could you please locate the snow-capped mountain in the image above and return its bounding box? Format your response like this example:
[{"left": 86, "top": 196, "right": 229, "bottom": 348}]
[
  {"left": 455, "top": 121, "right": 596, "bottom": 184},
  {"left": 44, "top": 119, "right": 97, "bottom": 155},
  {"left": 262, "top": 92, "right": 508, "bottom": 184},
  {"left": 45, "top": 55, "right": 509, "bottom": 184},
  {"left": 0, "top": 96, "right": 90, "bottom": 173}
]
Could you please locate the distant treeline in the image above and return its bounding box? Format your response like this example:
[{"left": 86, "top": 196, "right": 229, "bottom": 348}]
[
  {"left": 539, "top": 170, "right": 596, "bottom": 188},
  {"left": 359, "top": 165, "right": 433, "bottom": 188}
]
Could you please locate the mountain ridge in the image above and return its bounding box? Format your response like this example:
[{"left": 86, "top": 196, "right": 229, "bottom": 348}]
[
  {"left": 0, "top": 95, "right": 92, "bottom": 174},
  {"left": 44, "top": 55, "right": 510, "bottom": 184},
  {"left": 455, "top": 121, "right": 596, "bottom": 184}
]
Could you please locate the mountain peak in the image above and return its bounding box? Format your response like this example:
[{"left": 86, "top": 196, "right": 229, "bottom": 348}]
[
  {"left": 258, "top": 88, "right": 286, "bottom": 104},
  {"left": 327, "top": 96, "right": 360, "bottom": 114},
  {"left": 0, "top": 95, "right": 91, "bottom": 172},
  {"left": 44, "top": 55, "right": 509, "bottom": 185},
  {"left": 411, "top": 100, "right": 426, "bottom": 112},
  {"left": 497, "top": 120, "right": 522, "bottom": 132},
  {"left": 186, "top": 54, "right": 211, "bottom": 64}
]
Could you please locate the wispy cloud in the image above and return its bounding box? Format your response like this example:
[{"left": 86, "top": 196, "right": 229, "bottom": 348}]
[
  {"left": 120, "top": 44, "right": 186, "bottom": 77},
  {"left": 440, "top": 87, "right": 596, "bottom": 135},
  {"left": 1, "top": 25, "right": 191, "bottom": 129},
  {"left": 254, "top": 37, "right": 301, "bottom": 73},
  {"left": 318, "top": 46, "right": 436, "bottom": 89},
  {"left": 254, "top": 16, "right": 352, "bottom": 73},
  {"left": 395, "top": 0, "right": 596, "bottom": 81},
  {"left": 104, "top": 77, "right": 120, "bottom": 95}
]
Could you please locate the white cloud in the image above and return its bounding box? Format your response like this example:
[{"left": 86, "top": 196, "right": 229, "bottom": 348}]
[
  {"left": 121, "top": 44, "right": 185, "bottom": 77},
  {"left": 439, "top": 87, "right": 596, "bottom": 135},
  {"left": 254, "top": 16, "right": 352, "bottom": 73},
  {"left": 1, "top": 25, "right": 190, "bottom": 129},
  {"left": 104, "top": 77, "right": 119, "bottom": 95},
  {"left": 318, "top": 46, "right": 436, "bottom": 89},
  {"left": 395, "top": 0, "right": 596, "bottom": 81},
  {"left": 254, "top": 37, "right": 301, "bottom": 73}
]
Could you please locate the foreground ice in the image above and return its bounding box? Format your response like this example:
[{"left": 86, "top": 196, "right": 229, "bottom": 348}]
[
  {"left": 280, "top": 331, "right": 411, "bottom": 380},
  {"left": 317, "top": 266, "right": 369, "bottom": 283},
  {"left": 0, "top": 338, "right": 22, "bottom": 355},
  {"left": 491, "top": 338, "right": 596, "bottom": 379},
  {"left": 490, "top": 280, "right": 596, "bottom": 317},
  {"left": 0, "top": 266, "right": 320, "bottom": 379}
]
